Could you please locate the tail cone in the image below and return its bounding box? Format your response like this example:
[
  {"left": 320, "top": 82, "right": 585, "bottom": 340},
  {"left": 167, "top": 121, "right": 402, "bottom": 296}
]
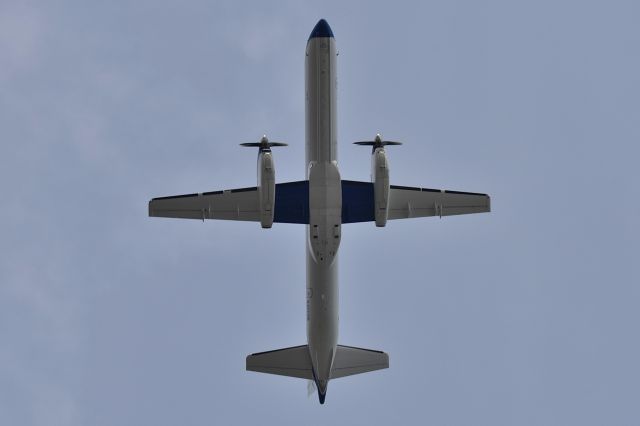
[{"left": 316, "top": 379, "right": 328, "bottom": 404}]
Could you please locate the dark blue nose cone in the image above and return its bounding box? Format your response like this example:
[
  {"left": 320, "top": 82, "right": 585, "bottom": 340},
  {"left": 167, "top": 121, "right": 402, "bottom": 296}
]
[{"left": 308, "top": 19, "right": 334, "bottom": 40}]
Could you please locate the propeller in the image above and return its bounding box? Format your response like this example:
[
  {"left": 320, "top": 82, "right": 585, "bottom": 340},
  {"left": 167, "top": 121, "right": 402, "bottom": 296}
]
[
  {"left": 307, "top": 380, "right": 316, "bottom": 398},
  {"left": 240, "top": 135, "right": 288, "bottom": 150},
  {"left": 353, "top": 133, "right": 402, "bottom": 152}
]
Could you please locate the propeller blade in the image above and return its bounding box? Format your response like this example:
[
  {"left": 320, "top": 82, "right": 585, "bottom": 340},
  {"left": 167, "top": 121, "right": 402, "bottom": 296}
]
[
  {"left": 307, "top": 380, "right": 317, "bottom": 397},
  {"left": 353, "top": 140, "right": 403, "bottom": 146},
  {"left": 240, "top": 141, "right": 288, "bottom": 148}
]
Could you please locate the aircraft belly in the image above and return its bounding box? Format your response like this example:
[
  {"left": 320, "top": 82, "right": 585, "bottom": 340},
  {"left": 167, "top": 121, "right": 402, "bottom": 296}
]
[
  {"left": 305, "top": 35, "right": 340, "bottom": 383},
  {"left": 305, "top": 37, "right": 337, "bottom": 165},
  {"left": 308, "top": 162, "right": 341, "bottom": 263},
  {"left": 306, "top": 250, "right": 338, "bottom": 381}
]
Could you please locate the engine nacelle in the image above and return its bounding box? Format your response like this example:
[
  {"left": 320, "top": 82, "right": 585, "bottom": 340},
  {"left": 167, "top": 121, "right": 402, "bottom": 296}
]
[
  {"left": 241, "top": 135, "right": 287, "bottom": 228},
  {"left": 371, "top": 148, "right": 390, "bottom": 227},
  {"left": 258, "top": 150, "right": 275, "bottom": 228},
  {"left": 354, "top": 134, "right": 400, "bottom": 227}
]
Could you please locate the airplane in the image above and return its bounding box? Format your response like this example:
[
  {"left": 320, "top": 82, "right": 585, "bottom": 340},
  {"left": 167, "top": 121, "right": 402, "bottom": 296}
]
[{"left": 148, "top": 19, "right": 490, "bottom": 404}]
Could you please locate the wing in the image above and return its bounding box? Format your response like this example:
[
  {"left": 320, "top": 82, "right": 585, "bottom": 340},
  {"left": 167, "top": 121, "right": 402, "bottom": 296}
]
[
  {"left": 149, "top": 187, "right": 260, "bottom": 221},
  {"left": 148, "top": 180, "right": 310, "bottom": 223},
  {"left": 388, "top": 185, "right": 490, "bottom": 219}
]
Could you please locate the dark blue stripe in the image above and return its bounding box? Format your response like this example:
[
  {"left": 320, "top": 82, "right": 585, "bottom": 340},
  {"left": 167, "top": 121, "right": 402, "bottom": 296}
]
[
  {"left": 152, "top": 193, "right": 198, "bottom": 200},
  {"left": 230, "top": 186, "right": 257, "bottom": 193},
  {"left": 390, "top": 185, "right": 421, "bottom": 191},
  {"left": 274, "top": 181, "right": 310, "bottom": 224},
  {"left": 274, "top": 179, "right": 376, "bottom": 224},
  {"left": 341, "top": 180, "right": 374, "bottom": 223},
  {"left": 445, "top": 190, "right": 488, "bottom": 196}
]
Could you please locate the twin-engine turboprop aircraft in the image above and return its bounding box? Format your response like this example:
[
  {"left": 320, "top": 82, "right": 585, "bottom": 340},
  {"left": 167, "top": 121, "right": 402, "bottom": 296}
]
[{"left": 148, "top": 19, "right": 490, "bottom": 404}]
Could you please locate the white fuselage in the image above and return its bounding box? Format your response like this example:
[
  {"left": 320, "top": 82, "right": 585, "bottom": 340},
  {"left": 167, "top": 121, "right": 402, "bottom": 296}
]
[{"left": 305, "top": 34, "right": 340, "bottom": 393}]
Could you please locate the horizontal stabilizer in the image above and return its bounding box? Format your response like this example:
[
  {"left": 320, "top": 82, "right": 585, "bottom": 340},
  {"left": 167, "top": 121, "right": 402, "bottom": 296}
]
[
  {"left": 330, "top": 345, "right": 389, "bottom": 379},
  {"left": 246, "top": 345, "right": 314, "bottom": 379}
]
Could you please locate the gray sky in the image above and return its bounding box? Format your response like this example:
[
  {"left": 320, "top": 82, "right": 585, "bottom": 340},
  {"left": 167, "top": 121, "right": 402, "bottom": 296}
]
[{"left": 1, "top": 1, "right": 639, "bottom": 425}]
